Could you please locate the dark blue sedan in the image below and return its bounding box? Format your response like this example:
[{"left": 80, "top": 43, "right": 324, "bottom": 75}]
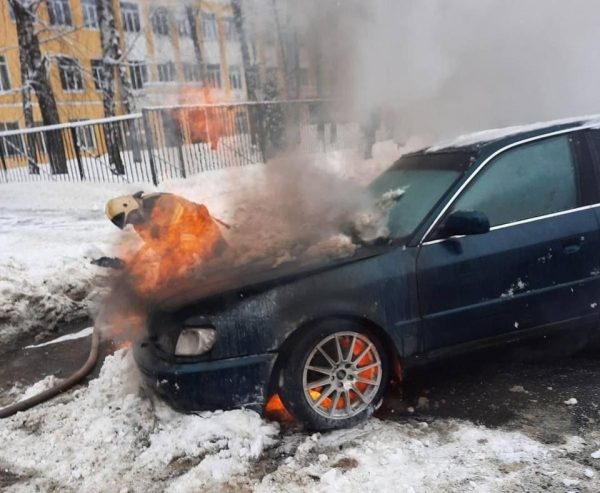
[{"left": 134, "top": 117, "right": 600, "bottom": 430}]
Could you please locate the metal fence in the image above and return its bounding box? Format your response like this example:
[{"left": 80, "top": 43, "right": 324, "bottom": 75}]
[{"left": 0, "top": 100, "right": 361, "bottom": 185}]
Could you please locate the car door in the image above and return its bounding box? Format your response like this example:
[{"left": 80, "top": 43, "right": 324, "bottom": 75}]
[{"left": 416, "top": 132, "right": 600, "bottom": 353}]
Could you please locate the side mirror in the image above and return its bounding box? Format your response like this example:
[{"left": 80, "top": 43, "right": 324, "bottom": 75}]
[{"left": 439, "top": 210, "right": 490, "bottom": 238}]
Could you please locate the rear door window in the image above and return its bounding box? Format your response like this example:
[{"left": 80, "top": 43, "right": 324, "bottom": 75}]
[{"left": 450, "top": 135, "right": 579, "bottom": 227}]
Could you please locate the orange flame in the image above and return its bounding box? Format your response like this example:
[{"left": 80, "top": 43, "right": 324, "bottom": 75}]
[
  {"left": 265, "top": 394, "right": 294, "bottom": 422},
  {"left": 173, "top": 87, "right": 230, "bottom": 151},
  {"left": 122, "top": 193, "right": 226, "bottom": 300}
]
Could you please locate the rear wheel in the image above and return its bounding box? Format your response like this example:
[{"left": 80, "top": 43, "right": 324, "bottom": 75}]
[{"left": 279, "top": 320, "right": 390, "bottom": 430}]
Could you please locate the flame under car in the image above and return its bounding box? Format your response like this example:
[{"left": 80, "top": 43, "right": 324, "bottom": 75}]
[{"left": 134, "top": 116, "right": 600, "bottom": 430}]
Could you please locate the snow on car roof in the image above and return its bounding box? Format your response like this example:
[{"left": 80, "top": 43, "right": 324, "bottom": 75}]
[{"left": 427, "top": 113, "right": 600, "bottom": 152}]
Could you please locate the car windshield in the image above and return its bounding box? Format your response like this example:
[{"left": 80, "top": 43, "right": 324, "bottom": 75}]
[{"left": 368, "top": 151, "right": 475, "bottom": 240}]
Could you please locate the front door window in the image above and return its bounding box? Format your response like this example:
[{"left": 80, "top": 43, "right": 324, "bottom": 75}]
[{"left": 451, "top": 135, "right": 578, "bottom": 227}]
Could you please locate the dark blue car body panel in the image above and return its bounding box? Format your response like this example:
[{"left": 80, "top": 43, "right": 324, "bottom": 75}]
[{"left": 134, "top": 119, "right": 600, "bottom": 413}]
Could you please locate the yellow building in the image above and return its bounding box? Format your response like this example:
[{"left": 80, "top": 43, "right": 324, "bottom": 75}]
[{"left": 0, "top": 0, "right": 318, "bottom": 132}]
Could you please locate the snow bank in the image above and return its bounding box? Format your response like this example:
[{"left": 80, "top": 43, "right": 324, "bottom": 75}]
[{"left": 0, "top": 350, "right": 279, "bottom": 492}]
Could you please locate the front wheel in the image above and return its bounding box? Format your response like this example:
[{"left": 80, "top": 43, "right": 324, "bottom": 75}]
[{"left": 279, "top": 321, "right": 390, "bottom": 430}]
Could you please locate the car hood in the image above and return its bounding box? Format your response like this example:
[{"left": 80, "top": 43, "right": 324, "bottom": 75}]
[{"left": 154, "top": 242, "right": 397, "bottom": 311}]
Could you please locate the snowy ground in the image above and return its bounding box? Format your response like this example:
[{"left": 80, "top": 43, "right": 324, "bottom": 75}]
[{"left": 1, "top": 345, "right": 599, "bottom": 492}]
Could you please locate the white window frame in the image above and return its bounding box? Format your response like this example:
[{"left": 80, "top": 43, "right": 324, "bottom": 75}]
[
  {"left": 202, "top": 13, "right": 217, "bottom": 42},
  {"left": 151, "top": 7, "right": 170, "bottom": 36},
  {"left": 205, "top": 63, "right": 221, "bottom": 88},
  {"left": 121, "top": 2, "right": 141, "bottom": 32},
  {"left": 82, "top": 0, "right": 99, "bottom": 29},
  {"left": 228, "top": 65, "right": 242, "bottom": 90},
  {"left": 47, "top": 0, "right": 72, "bottom": 26},
  {"left": 71, "top": 120, "right": 96, "bottom": 150},
  {"left": 57, "top": 56, "right": 84, "bottom": 92},
  {"left": 0, "top": 56, "right": 11, "bottom": 92},
  {"left": 0, "top": 122, "right": 25, "bottom": 157},
  {"left": 157, "top": 62, "right": 176, "bottom": 83},
  {"left": 128, "top": 60, "right": 147, "bottom": 90}
]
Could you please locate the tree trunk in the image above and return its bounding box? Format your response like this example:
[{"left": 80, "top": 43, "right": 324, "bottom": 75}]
[
  {"left": 11, "top": 0, "right": 67, "bottom": 174},
  {"left": 19, "top": 80, "right": 40, "bottom": 174},
  {"left": 231, "top": 0, "right": 266, "bottom": 156},
  {"left": 97, "top": 0, "right": 126, "bottom": 175}
]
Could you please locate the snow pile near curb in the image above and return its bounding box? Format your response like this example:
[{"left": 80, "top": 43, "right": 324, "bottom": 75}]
[{"left": 0, "top": 350, "right": 279, "bottom": 492}]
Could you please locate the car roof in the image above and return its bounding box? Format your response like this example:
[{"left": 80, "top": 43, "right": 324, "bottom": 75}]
[{"left": 423, "top": 113, "right": 600, "bottom": 156}]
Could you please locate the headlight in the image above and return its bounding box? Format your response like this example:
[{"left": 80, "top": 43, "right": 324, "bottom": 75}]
[{"left": 175, "top": 327, "right": 217, "bottom": 356}]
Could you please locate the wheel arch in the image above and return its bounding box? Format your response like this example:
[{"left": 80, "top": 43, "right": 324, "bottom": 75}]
[{"left": 266, "top": 314, "right": 402, "bottom": 397}]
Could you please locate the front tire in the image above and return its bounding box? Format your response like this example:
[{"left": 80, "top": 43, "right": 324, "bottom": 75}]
[{"left": 279, "top": 320, "right": 390, "bottom": 430}]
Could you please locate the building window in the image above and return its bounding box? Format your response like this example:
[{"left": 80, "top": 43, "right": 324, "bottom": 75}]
[
  {"left": 129, "top": 61, "right": 147, "bottom": 89},
  {"left": 91, "top": 59, "right": 103, "bottom": 90},
  {"left": 82, "top": 0, "right": 99, "bottom": 28},
  {"left": 0, "top": 56, "right": 11, "bottom": 92},
  {"left": 228, "top": 65, "right": 242, "bottom": 90},
  {"left": 0, "top": 122, "right": 24, "bottom": 157},
  {"left": 121, "top": 2, "right": 141, "bottom": 32},
  {"left": 151, "top": 7, "right": 169, "bottom": 36},
  {"left": 157, "top": 62, "right": 176, "bottom": 83},
  {"left": 71, "top": 121, "right": 96, "bottom": 150},
  {"left": 202, "top": 13, "right": 217, "bottom": 41},
  {"left": 57, "top": 56, "right": 83, "bottom": 91},
  {"left": 222, "top": 17, "right": 238, "bottom": 41},
  {"left": 47, "top": 0, "right": 72, "bottom": 26},
  {"left": 183, "top": 63, "right": 202, "bottom": 82},
  {"left": 178, "top": 16, "right": 192, "bottom": 38},
  {"left": 205, "top": 64, "right": 221, "bottom": 88}
]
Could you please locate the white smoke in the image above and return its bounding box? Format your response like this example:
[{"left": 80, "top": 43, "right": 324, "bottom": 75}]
[{"left": 351, "top": 0, "right": 600, "bottom": 143}]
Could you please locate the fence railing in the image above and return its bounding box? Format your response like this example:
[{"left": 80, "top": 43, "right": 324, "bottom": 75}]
[{"left": 0, "top": 100, "right": 361, "bottom": 185}]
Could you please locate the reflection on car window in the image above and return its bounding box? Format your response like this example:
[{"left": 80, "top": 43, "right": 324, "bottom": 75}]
[
  {"left": 451, "top": 135, "right": 578, "bottom": 227},
  {"left": 369, "top": 152, "right": 472, "bottom": 239}
]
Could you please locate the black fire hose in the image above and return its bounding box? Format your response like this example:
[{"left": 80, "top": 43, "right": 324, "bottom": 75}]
[{"left": 0, "top": 328, "right": 100, "bottom": 419}]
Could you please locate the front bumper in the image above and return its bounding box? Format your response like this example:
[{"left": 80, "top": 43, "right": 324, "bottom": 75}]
[{"left": 133, "top": 338, "right": 277, "bottom": 413}]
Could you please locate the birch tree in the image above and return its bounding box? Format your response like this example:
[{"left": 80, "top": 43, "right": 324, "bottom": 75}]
[
  {"left": 97, "top": 0, "right": 128, "bottom": 174},
  {"left": 9, "top": 0, "right": 67, "bottom": 174}
]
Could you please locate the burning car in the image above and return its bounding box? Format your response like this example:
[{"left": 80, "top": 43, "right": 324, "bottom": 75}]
[{"left": 132, "top": 116, "right": 600, "bottom": 430}]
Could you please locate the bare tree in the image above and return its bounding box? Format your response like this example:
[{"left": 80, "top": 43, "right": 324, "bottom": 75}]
[
  {"left": 10, "top": 0, "right": 67, "bottom": 174},
  {"left": 97, "top": 0, "right": 128, "bottom": 174},
  {"left": 231, "top": 0, "right": 258, "bottom": 102}
]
